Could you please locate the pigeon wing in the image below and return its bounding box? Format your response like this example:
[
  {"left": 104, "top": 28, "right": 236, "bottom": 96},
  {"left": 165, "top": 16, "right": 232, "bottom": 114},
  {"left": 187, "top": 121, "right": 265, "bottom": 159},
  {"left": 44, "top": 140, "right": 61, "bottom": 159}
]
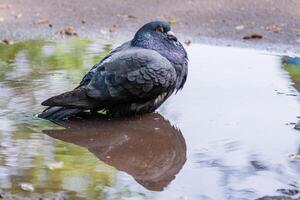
[{"left": 86, "top": 48, "right": 177, "bottom": 103}]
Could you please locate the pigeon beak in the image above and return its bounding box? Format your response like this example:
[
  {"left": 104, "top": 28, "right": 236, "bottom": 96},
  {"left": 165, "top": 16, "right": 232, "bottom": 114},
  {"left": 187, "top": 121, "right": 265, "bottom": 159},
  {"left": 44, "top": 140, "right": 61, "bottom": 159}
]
[
  {"left": 167, "top": 31, "right": 178, "bottom": 41},
  {"left": 167, "top": 31, "right": 175, "bottom": 37}
]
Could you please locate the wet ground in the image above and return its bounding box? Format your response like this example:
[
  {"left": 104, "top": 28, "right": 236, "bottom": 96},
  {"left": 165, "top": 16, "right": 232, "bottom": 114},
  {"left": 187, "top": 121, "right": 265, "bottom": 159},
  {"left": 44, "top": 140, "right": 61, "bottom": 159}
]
[
  {"left": 1, "top": 0, "right": 300, "bottom": 53},
  {"left": 1, "top": 39, "right": 300, "bottom": 199}
]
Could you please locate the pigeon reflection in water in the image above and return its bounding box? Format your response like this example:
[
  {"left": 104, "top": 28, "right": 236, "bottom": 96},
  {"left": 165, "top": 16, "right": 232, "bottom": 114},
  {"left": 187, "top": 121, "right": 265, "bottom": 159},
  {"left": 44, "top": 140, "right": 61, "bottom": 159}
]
[{"left": 43, "top": 113, "right": 186, "bottom": 191}]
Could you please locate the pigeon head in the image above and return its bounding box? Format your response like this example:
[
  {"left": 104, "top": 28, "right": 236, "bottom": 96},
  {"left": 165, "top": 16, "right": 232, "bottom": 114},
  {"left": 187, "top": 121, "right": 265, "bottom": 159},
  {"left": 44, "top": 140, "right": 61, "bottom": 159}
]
[
  {"left": 132, "top": 21, "right": 187, "bottom": 65},
  {"left": 133, "top": 21, "right": 175, "bottom": 41}
]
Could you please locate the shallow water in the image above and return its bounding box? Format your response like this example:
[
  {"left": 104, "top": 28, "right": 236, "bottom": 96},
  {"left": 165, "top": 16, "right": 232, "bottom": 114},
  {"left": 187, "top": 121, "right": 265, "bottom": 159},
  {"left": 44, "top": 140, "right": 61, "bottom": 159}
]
[{"left": 0, "top": 39, "right": 300, "bottom": 200}]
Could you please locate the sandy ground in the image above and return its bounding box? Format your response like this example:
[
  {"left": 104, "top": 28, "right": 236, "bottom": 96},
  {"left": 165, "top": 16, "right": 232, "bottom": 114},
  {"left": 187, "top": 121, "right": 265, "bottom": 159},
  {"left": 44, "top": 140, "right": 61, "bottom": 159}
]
[{"left": 0, "top": 0, "right": 300, "bottom": 53}]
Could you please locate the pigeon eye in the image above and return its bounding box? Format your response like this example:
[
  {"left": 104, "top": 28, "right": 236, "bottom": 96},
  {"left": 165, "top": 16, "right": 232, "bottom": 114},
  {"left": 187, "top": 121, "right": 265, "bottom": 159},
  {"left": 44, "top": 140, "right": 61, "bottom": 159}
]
[{"left": 155, "top": 26, "right": 164, "bottom": 33}]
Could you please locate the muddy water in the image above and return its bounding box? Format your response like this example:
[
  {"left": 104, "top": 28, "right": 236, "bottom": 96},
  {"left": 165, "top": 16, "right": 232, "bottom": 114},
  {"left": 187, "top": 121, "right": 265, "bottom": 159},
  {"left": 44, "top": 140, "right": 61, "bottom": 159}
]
[{"left": 0, "top": 39, "right": 300, "bottom": 200}]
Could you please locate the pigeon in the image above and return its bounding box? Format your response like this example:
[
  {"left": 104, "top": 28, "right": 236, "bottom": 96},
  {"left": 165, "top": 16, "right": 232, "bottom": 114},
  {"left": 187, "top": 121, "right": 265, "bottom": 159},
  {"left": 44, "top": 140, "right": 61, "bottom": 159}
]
[{"left": 38, "top": 21, "right": 188, "bottom": 121}]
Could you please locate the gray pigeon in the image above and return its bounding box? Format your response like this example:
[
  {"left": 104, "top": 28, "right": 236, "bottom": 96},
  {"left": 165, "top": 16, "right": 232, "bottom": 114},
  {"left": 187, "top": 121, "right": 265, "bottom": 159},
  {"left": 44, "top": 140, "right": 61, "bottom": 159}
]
[{"left": 38, "top": 21, "right": 188, "bottom": 121}]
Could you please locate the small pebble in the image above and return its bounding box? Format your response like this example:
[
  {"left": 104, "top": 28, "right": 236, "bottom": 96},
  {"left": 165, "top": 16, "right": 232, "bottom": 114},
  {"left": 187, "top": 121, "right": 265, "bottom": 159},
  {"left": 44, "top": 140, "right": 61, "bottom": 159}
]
[{"left": 20, "top": 183, "right": 34, "bottom": 192}]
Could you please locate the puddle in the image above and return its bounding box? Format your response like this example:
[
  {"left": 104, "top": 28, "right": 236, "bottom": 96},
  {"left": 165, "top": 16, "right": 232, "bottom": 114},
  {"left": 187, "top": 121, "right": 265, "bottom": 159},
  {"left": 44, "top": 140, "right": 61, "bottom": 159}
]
[{"left": 1, "top": 39, "right": 300, "bottom": 199}]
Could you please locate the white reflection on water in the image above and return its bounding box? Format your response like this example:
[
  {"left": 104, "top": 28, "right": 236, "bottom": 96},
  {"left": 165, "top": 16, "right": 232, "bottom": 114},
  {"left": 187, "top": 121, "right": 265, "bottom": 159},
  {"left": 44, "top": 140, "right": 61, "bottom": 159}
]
[{"left": 160, "top": 44, "right": 300, "bottom": 199}]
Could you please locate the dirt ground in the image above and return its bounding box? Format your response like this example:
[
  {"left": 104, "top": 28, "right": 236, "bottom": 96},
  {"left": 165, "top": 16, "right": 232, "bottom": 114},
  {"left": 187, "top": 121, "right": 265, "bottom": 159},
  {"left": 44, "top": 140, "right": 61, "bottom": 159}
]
[{"left": 0, "top": 0, "right": 300, "bottom": 52}]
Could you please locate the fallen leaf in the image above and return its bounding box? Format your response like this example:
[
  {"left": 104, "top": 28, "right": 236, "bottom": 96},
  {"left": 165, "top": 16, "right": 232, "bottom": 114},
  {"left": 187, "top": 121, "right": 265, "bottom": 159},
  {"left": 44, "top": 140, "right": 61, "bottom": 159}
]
[
  {"left": 19, "top": 183, "right": 34, "bottom": 192},
  {"left": 243, "top": 33, "right": 263, "bottom": 40},
  {"left": 2, "top": 36, "right": 13, "bottom": 45},
  {"left": 127, "top": 15, "right": 137, "bottom": 19},
  {"left": 62, "top": 26, "right": 78, "bottom": 36},
  {"left": 168, "top": 18, "right": 177, "bottom": 24},
  {"left": 64, "top": 26, "right": 74, "bottom": 35},
  {"left": 34, "top": 18, "right": 49, "bottom": 25},
  {"left": 235, "top": 25, "right": 245, "bottom": 31},
  {"left": 184, "top": 40, "right": 192, "bottom": 46},
  {"left": 47, "top": 161, "right": 64, "bottom": 170}
]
